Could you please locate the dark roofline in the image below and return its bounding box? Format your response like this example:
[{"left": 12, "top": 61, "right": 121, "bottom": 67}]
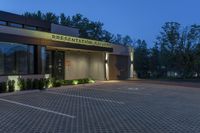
[{"left": 0, "top": 10, "right": 51, "bottom": 30}]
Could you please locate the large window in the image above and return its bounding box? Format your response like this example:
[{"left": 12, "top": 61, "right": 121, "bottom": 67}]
[
  {"left": 0, "top": 42, "right": 34, "bottom": 75},
  {"left": 0, "top": 20, "right": 7, "bottom": 26},
  {"left": 40, "top": 46, "right": 46, "bottom": 74},
  {"left": 8, "top": 22, "right": 23, "bottom": 28},
  {"left": 45, "top": 51, "right": 52, "bottom": 74}
]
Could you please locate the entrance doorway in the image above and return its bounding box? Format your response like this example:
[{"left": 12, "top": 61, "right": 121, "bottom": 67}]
[{"left": 52, "top": 51, "right": 65, "bottom": 80}]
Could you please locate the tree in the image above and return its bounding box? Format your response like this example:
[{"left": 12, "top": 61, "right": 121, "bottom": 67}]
[
  {"left": 87, "top": 21, "right": 104, "bottom": 40},
  {"left": 156, "top": 22, "right": 181, "bottom": 77},
  {"left": 134, "top": 40, "right": 149, "bottom": 78},
  {"left": 188, "top": 25, "right": 200, "bottom": 78},
  {"left": 23, "top": 11, "right": 134, "bottom": 46},
  {"left": 149, "top": 43, "right": 160, "bottom": 78},
  {"left": 24, "top": 11, "right": 43, "bottom": 20},
  {"left": 153, "top": 22, "right": 200, "bottom": 79},
  {"left": 113, "top": 34, "right": 123, "bottom": 45},
  {"left": 101, "top": 30, "right": 114, "bottom": 42},
  {"left": 194, "top": 43, "right": 200, "bottom": 78},
  {"left": 122, "top": 35, "right": 133, "bottom": 46},
  {"left": 43, "top": 12, "right": 59, "bottom": 24},
  {"left": 60, "top": 13, "right": 71, "bottom": 26}
]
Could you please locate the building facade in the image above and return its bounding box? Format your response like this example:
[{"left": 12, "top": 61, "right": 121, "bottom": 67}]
[{"left": 0, "top": 11, "right": 134, "bottom": 83}]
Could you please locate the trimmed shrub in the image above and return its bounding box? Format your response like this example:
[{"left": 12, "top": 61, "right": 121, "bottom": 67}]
[
  {"left": 53, "top": 80, "right": 62, "bottom": 87},
  {"left": 18, "top": 78, "right": 26, "bottom": 91},
  {"left": 72, "top": 80, "right": 79, "bottom": 85},
  {"left": 88, "top": 79, "right": 95, "bottom": 83},
  {"left": 0, "top": 82, "right": 7, "bottom": 93},
  {"left": 38, "top": 78, "right": 45, "bottom": 90},
  {"left": 58, "top": 78, "right": 96, "bottom": 86},
  {"left": 26, "top": 79, "right": 33, "bottom": 90},
  {"left": 8, "top": 80, "right": 15, "bottom": 92},
  {"left": 78, "top": 79, "right": 85, "bottom": 84},
  {"left": 44, "top": 78, "right": 50, "bottom": 89},
  {"left": 65, "top": 80, "right": 72, "bottom": 85},
  {"left": 33, "top": 79, "right": 39, "bottom": 89}
]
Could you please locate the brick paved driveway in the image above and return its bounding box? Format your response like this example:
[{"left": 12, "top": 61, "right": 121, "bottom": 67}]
[{"left": 0, "top": 81, "right": 200, "bottom": 133}]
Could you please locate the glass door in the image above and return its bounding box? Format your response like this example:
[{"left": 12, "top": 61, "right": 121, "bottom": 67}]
[{"left": 52, "top": 51, "right": 65, "bottom": 80}]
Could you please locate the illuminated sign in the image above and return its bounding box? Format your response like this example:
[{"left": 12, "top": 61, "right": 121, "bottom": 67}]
[{"left": 51, "top": 34, "right": 111, "bottom": 48}]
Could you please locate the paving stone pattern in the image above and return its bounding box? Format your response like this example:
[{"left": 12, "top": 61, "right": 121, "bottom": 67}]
[{"left": 0, "top": 81, "right": 200, "bottom": 133}]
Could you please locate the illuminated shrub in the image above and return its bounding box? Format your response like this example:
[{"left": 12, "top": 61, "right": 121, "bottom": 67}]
[{"left": 8, "top": 80, "right": 15, "bottom": 92}]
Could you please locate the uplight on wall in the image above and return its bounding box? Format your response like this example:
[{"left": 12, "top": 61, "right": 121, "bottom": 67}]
[
  {"left": 129, "top": 47, "right": 134, "bottom": 79},
  {"left": 105, "top": 53, "right": 109, "bottom": 80}
]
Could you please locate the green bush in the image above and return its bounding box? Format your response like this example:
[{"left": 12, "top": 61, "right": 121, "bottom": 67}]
[
  {"left": 88, "top": 79, "right": 95, "bottom": 83},
  {"left": 58, "top": 78, "right": 96, "bottom": 86},
  {"left": 78, "top": 79, "right": 85, "bottom": 84},
  {"left": 8, "top": 80, "right": 15, "bottom": 92},
  {"left": 53, "top": 80, "right": 62, "bottom": 87},
  {"left": 44, "top": 78, "right": 50, "bottom": 88},
  {"left": 26, "top": 79, "right": 33, "bottom": 90},
  {"left": 67, "top": 80, "right": 73, "bottom": 85},
  {"left": 38, "top": 78, "right": 45, "bottom": 90},
  {"left": 0, "top": 82, "right": 7, "bottom": 93},
  {"left": 18, "top": 78, "right": 26, "bottom": 91},
  {"left": 33, "top": 79, "right": 39, "bottom": 89},
  {"left": 72, "top": 80, "right": 79, "bottom": 85}
]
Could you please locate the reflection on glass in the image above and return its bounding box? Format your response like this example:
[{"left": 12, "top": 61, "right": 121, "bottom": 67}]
[
  {"left": 40, "top": 46, "right": 46, "bottom": 74},
  {"left": 0, "top": 42, "right": 35, "bottom": 75},
  {"left": 0, "top": 49, "right": 4, "bottom": 75},
  {"left": 45, "top": 51, "right": 52, "bottom": 74}
]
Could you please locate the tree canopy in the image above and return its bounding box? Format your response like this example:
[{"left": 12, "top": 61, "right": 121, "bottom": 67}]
[
  {"left": 134, "top": 22, "right": 200, "bottom": 79},
  {"left": 23, "top": 11, "right": 134, "bottom": 46}
]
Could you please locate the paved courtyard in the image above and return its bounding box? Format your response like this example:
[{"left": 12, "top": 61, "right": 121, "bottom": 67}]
[{"left": 0, "top": 80, "right": 200, "bottom": 133}]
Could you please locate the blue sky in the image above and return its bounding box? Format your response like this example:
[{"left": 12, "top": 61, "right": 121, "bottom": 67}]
[{"left": 1, "top": 0, "right": 200, "bottom": 47}]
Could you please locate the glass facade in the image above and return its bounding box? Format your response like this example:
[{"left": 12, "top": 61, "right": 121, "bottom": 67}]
[
  {"left": 40, "top": 46, "right": 46, "bottom": 74},
  {"left": 8, "top": 22, "right": 23, "bottom": 28},
  {"left": 0, "top": 42, "right": 34, "bottom": 75},
  {"left": 45, "top": 51, "right": 52, "bottom": 74},
  {"left": 0, "top": 20, "right": 7, "bottom": 26}
]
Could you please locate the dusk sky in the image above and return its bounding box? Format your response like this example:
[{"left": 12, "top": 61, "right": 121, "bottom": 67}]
[{"left": 1, "top": 0, "right": 200, "bottom": 47}]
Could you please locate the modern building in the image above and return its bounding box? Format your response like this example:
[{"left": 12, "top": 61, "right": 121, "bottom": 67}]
[{"left": 0, "top": 11, "right": 135, "bottom": 84}]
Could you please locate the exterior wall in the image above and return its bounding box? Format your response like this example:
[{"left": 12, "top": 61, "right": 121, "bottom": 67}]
[
  {"left": 111, "top": 44, "right": 130, "bottom": 56},
  {"left": 109, "top": 44, "right": 136, "bottom": 79},
  {"left": 0, "top": 11, "right": 51, "bottom": 31},
  {"left": 65, "top": 51, "right": 90, "bottom": 79},
  {"left": 51, "top": 24, "right": 79, "bottom": 37},
  {"left": 64, "top": 51, "right": 105, "bottom": 80},
  {"left": 108, "top": 54, "right": 129, "bottom": 80},
  {"left": 89, "top": 52, "right": 105, "bottom": 80}
]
